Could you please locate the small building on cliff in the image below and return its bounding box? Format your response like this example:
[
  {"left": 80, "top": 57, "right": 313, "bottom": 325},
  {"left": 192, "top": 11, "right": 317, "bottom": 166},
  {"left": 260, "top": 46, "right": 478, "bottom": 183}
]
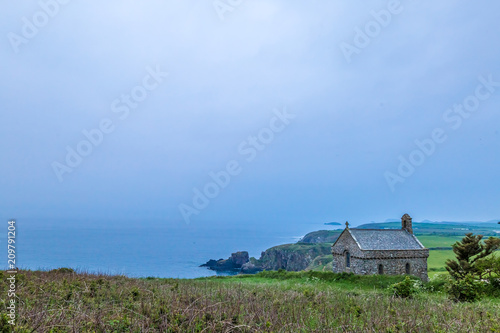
[{"left": 331, "top": 214, "right": 429, "bottom": 281}]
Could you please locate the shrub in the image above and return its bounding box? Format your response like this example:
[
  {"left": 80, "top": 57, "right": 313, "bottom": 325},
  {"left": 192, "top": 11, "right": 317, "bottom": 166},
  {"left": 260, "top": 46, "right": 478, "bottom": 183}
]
[
  {"left": 483, "top": 277, "right": 500, "bottom": 298},
  {"left": 446, "top": 275, "right": 483, "bottom": 302},
  {"left": 424, "top": 274, "right": 448, "bottom": 293},
  {"left": 489, "top": 277, "right": 500, "bottom": 290},
  {"left": 391, "top": 276, "right": 418, "bottom": 298}
]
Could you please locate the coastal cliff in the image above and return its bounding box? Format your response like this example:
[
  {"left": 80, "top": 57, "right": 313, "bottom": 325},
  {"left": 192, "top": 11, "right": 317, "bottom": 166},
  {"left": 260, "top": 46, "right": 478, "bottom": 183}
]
[
  {"left": 201, "top": 241, "right": 333, "bottom": 274},
  {"left": 256, "top": 243, "right": 332, "bottom": 271}
]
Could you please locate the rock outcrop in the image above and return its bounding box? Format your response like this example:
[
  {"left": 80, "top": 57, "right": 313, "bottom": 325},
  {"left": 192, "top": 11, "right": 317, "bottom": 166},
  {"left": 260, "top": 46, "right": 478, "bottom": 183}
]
[
  {"left": 200, "top": 251, "right": 249, "bottom": 271},
  {"left": 240, "top": 262, "right": 262, "bottom": 274}
]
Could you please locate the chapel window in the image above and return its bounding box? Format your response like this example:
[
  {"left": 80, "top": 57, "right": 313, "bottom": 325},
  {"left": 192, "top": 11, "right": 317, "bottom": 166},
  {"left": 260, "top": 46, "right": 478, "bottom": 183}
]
[{"left": 345, "top": 251, "right": 351, "bottom": 268}]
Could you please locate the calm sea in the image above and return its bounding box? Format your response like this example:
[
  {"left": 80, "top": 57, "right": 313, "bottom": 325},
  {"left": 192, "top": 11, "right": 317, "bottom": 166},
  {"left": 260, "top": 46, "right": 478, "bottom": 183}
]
[{"left": 4, "top": 219, "right": 324, "bottom": 279}]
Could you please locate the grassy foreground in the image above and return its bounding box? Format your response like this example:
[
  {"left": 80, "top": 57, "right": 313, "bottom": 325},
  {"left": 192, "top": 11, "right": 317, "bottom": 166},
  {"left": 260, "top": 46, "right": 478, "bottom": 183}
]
[{"left": 1, "top": 270, "right": 500, "bottom": 332}]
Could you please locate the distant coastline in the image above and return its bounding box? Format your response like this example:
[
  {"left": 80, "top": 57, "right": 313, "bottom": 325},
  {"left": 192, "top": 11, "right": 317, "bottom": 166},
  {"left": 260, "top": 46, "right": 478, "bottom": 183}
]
[{"left": 324, "top": 222, "right": 341, "bottom": 226}]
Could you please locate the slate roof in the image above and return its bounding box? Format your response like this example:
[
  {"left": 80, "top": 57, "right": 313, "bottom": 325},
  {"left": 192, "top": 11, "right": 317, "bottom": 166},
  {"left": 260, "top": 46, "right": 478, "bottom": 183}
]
[{"left": 348, "top": 229, "right": 425, "bottom": 251}]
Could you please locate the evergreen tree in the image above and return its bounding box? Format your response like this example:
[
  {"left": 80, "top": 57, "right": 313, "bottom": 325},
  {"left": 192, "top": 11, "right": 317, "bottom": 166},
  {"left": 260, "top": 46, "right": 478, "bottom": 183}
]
[{"left": 445, "top": 233, "right": 500, "bottom": 280}]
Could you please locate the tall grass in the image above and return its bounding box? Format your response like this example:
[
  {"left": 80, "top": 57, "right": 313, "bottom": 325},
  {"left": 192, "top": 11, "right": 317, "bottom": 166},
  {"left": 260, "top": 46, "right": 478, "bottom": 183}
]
[{"left": 1, "top": 269, "right": 499, "bottom": 332}]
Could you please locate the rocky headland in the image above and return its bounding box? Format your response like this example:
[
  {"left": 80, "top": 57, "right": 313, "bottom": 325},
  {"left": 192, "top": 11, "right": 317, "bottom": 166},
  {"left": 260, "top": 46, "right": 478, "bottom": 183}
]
[
  {"left": 201, "top": 230, "right": 342, "bottom": 274},
  {"left": 200, "top": 251, "right": 250, "bottom": 272}
]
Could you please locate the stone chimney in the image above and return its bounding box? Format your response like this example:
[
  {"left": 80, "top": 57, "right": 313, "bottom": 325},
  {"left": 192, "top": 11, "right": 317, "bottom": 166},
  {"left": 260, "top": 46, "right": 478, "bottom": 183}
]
[{"left": 401, "top": 214, "right": 413, "bottom": 234}]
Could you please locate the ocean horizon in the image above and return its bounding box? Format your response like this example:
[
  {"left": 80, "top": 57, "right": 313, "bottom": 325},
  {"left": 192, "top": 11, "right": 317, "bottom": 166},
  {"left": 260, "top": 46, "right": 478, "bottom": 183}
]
[{"left": 5, "top": 218, "right": 326, "bottom": 279}]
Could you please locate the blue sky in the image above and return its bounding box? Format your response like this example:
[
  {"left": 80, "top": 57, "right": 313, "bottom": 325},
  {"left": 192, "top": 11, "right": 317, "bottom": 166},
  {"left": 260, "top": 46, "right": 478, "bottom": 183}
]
[{"left": 1, "top": 1, "right": 500, "bottom": 228}]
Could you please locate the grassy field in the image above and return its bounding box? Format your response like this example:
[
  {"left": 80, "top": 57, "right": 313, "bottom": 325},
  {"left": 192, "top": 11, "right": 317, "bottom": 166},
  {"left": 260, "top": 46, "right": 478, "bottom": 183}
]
[
  {"left": 428, "top": 250, "right": 456, "bottom": 270},
  {"left": 427, "top": 250, "right": 457, "bottom": 277},
  {"left": 1, "top": 270, "right": 500, "bottom": 332},
  {"left": 415, "top": 235, "right": 464, "bottom": 248}
]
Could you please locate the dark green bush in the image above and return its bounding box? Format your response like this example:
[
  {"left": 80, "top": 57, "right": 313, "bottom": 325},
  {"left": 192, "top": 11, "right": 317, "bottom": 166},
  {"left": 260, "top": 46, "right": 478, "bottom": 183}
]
[
  {"left": 391, "top": 276, "right": 419, "bottom": 298},
  {"left": 424, "top": 275, "right": 448, "bottom": 292},
  {"left": 446, "top": 276, "right": 483, "bottom": 302},
  {"left": 483, "top": 277, "right": 500, "bottom": 298}
]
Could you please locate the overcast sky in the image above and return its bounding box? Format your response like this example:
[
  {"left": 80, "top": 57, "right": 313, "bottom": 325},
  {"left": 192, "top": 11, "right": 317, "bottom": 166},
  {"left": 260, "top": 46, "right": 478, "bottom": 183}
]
[{"left": 1, "top": 1, "right": 500, "bottom": 228}]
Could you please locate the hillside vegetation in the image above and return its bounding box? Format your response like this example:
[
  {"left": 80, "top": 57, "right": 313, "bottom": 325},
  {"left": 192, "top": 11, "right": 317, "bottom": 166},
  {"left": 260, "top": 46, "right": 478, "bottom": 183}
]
[{"left": 1, "top": 269, "right": 499, "bottom": 332}]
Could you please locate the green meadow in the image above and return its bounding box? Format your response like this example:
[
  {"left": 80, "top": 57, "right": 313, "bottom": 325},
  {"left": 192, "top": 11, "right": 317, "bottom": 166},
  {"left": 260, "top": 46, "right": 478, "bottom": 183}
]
[
  {"left": 416, "top": 235, "right": 463, "bottom": 248},
  {"left": 1, "top": 269, "right": 500, "bottom": 332}
]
